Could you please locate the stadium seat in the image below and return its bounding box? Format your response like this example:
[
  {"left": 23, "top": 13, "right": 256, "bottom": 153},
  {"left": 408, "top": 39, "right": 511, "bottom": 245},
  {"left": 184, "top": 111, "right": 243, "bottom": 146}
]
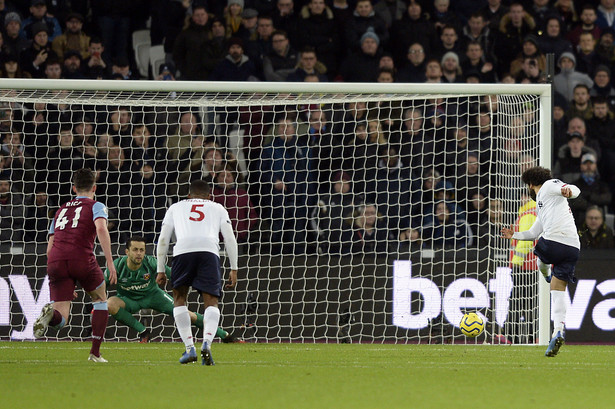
[
  {"left": 149, "top": 45, "right": 165, "bottom": 80},
  {"left": 606, "top": 213, "right": 614, "bottom": 230},
  {"left": 132, "top": 29, "right": 151, "bottom": 79}
]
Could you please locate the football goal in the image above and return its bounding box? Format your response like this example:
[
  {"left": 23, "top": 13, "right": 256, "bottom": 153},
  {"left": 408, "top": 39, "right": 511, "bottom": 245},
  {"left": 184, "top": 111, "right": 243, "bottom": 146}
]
[{"left": 0, "top": 79, "right": 551, "bottom": 345}]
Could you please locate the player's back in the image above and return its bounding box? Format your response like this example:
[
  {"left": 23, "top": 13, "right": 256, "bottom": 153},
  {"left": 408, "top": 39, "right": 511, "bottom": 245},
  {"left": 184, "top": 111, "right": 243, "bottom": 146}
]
[
  {"left": 165, "top": 198, "right": 229, "bottom": 257},
  {"left": 48, "top": 197, "right": 102, "bottom": 262}
]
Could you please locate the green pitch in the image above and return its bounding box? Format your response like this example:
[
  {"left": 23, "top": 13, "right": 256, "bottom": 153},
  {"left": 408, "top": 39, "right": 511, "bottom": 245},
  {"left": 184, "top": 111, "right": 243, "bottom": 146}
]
[{"left": 1, "top": 342, "right": 613, "bottom": 409}]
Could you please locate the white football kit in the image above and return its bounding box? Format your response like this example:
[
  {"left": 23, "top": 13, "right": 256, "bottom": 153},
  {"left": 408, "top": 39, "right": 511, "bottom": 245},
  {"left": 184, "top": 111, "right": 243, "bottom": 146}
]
[
  {"left": 512, "top": 179, "right": 580, "bottom": 249},
  {"left": 156, "top": 198, "right": 239, "bottom": 272}
]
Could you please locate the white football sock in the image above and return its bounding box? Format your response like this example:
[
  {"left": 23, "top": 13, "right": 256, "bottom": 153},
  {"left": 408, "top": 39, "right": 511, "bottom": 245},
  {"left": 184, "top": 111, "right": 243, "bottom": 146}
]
[
  {"left": 537, "top": 258, "right": 551, "bottom": 277},
  {"left": 173, "top": 306, "right": 194, "bottom": 352},
  {"left": 551, "top": 290, "right": 566, "bottom": 337},
  {"left": 202, "top": 306, "right": 220, "bottom": 349}
]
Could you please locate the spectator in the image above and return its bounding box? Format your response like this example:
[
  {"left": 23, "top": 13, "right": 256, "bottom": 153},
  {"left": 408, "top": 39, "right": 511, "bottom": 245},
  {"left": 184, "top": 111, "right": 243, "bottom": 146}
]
[
  {"left": 339, "top": 28, "right": 381, "bottom": 82},
  {"left": 554, "top": 0, "right": 578, "bottom": 33},
  {"left": 165, "top": 110, "right": 204, "bottom": 196},
  {"left": 421, "top": 200, "right": 473, "bottom": 249},
  {"left": 211, "top": 164, "right": 258, "bottom": 250},
  {"left": 24, "top": 185, "right": 57, "bottom": 242},
  {"left": 587, "top": 97, "right": 615, "bottom": 155},
  {"left": 21, "top": 0, "right": 61, "bottom": 41},
  {"left": 243, "top": 15, "right": 275, "bottom": 77},
  {"left": 433, "top": 24, "right": 464, "bottom": 61},
  {"left": 596, "top": 0, "right": 615, "bottom": 31},
  {"left": 390, "top": 1, "right": 437, "bottom": 65},
  {"left": 0, "top": 176, "right": 24, "bottom": 242},
  {"left": 424, "top": 59, "right": 443, "bottom": 83},
  {"left": 111, "top": 56, "right": 138, "bottom": 80},
  {"left": 351, "top": 203, "right": 388, "bottom": 254},
  {"left": 263, "top": 30, "right": 298, "bottom": 81},
  {"left": 537, "top": 17, "right": 574, "bottom": 62},
  {"left": 460, "top": 40, "right": 496, "bottom": 83},
  {"left": 225, "top": 0, "right": 244, "bottom": 39},
  {"left": 528, "top": 0, "right": 557, "bottom": 33},
  {"left": 575, "top": 31, "right": 602, "bottom": 77},
  {"left": 553, "top": 51, "right": 593, "bottom": 101},
  {"left": 47, "top": 126, "right": 85, "bottom": 204},
  {"left": 310, "top": 170, "right": 355, "bottom": 254},
  {"left": 590, "top": 66, "right": 615, "bottom": 108},
  {"left": 595, "top": 28, "right": 615, "bottom": 66},
  {"left": 51, "top": 12, "right": 89, "bottom": 61},
  {"left": 569, "top": 153, "right": 612, "bottom": 226},
  {"left": 43, "top": 57, "right": 61, "bottom": 79},
  {"left": 172, "top": 5, "right": 211, "bottom": 81},
  {"left": 567, "top": 4, "right": 600, "bottom": 48},
  {"left": 259, "top": 116, "right": 314, "bottom": 254},
  {"left": 493, "top": 2, "right": 536, "bottom": 78},
  {"left": 198, "top": 146, "right": 226, "bottom": 180},
  {"left": 432, "top": 0, "right": 462, "bottom": 35},
  {"left": 459, "top": 11, "right": 495, "bottom": 62},
  {"left": 397, "top": 43, "right": 426, "bottom": 83},
  {"left": 4, "top": 12, "right": 28, "bottom": 58},
  {"left": 235, "top": 8, "right": 258, "bottom": 42},
  {"left": 272, "top": 0, "right": 297, "bottom": 40},
  {"left": 295, "top": 0, "right": 340, "bottom": 78},
  {"left": 440, "top": 51, "right": 462, "bottom": 83},
  {"left": 202, "top": 18, "right": 227, "bottom": 79},
  {"left": 107, "top": 106, "right": 133, "bottom": 141},
  {"left": 465, "top": 189, "right": 489, "bottom": 248},
  {"left": 568, "top": 115, "right": 602, "bottom": 160},
  {"left": 374, "top": 0, "right": 404, "bottom": 29},
  {"left": 91, "top": 0, "right": 131, "bottom": 61},
  {"left": 344, "top": 0, "right": 389, "bottom": 53},
  {"left": 509, "top": 35, "right": 546, "bottom": 79},
  {"left": 61, "top": 49, "right": 86, "bottom": 79},
  {"left": 377, "top": 67, "right": 394, "bottom": 82},
  {"left": 82, "top": 37, "right": 109, "bottom": 79},
  {"left": 481, "top": 0, "right": 508, "bottom": 32},
  {"left": 287, "top": 46, "right": 327, "bottom": 82},
  {"left": 20, "top": 21, "right": 56, "bottom": 78},
  {"left": 566, "top": 83, "right": 593, "bottom": 121},
  {"left": 553, "top": 132, "right": 598, "bottom": 183},
  {"left": 209, "top": 37, "right": 259, "bottom": 81},
  {"left": 0, "top": 53, "right": 31, "bottom": 78},
  {"left": 579, "top": 205, "right": 615, "bottom": 249}
]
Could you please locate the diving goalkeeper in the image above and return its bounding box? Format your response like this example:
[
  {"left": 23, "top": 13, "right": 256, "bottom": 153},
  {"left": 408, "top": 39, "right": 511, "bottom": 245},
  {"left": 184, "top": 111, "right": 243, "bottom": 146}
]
[{"left": 104, "top": 236, "right": 241, "bottom": 343}]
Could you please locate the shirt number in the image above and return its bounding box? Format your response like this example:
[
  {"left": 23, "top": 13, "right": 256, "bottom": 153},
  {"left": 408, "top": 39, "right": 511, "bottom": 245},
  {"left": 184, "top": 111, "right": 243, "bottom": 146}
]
[
  {"left": 189, "top": 204, "right": 205, "bottom": 221},
  {"left": 55, "top": 206, "right": 83, "bottom": 230}
]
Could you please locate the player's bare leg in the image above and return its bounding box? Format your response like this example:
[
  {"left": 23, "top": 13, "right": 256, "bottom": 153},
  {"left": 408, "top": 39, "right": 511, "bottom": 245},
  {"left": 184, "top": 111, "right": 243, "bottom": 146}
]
[
  {"left": 546, "top": 277, "right": 567, "bottom": 357},
  {"left": 173, "top": 286, "right": 197, "bottom": 363},
  {"left": 34, "top": 300, "right": 71, "bottom": 338},
  {"left": 200, "top": 292, "right": 219, "bottom": 366},
  {"left": 87, "top": 282, "right": 109, "bottom": 362}
]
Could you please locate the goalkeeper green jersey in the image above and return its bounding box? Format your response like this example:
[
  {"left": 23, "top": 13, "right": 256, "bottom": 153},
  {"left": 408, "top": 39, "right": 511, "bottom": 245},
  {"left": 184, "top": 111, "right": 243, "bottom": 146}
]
[{"left": 104, "top": 255, "right": 171, "bottom": 299}]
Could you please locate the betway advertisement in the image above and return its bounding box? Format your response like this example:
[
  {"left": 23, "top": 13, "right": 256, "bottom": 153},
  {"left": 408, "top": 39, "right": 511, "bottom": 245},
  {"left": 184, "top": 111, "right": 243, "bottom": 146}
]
[{"left": 1, "top": 250, "right": 614, "bottom": 342}]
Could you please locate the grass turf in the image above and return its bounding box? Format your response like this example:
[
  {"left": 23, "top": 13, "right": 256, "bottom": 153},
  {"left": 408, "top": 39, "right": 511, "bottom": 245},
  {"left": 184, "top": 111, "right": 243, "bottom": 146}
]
[{"left": 0, "top": 342, "right": 613, "bottom": 409}]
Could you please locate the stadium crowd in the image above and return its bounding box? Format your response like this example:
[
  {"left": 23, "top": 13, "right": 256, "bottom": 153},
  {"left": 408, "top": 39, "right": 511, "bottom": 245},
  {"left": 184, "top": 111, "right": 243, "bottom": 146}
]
[{"left": 1, "top": 0, "right": 615, "bottom": 256}]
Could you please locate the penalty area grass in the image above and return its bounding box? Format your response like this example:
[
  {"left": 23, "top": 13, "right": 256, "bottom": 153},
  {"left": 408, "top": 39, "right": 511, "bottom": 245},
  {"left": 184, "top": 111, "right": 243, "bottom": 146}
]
[{"left": 0, "top": 342, "right": 613, "bottom": 409}]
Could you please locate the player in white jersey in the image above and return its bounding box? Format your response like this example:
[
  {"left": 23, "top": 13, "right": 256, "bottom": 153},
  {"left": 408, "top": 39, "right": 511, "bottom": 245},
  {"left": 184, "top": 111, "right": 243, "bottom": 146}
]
[
  {"left": 156, "top": 179, "right": 238, "bottom": 365},
  {"left": 501, "top": 167, "right": 580, "bottom": 357}
]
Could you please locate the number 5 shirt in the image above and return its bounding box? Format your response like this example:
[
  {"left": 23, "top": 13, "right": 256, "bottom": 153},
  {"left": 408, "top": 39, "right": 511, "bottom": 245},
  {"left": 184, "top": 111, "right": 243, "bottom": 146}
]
[{"left": 156, "top": 198, "right": 239, "bottom": 271}]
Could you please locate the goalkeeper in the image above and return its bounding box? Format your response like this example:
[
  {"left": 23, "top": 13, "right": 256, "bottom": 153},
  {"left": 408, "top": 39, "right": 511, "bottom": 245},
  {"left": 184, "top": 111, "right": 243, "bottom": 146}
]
[{"left": 104, "top": 236, "right": 241, "bottom": 343}]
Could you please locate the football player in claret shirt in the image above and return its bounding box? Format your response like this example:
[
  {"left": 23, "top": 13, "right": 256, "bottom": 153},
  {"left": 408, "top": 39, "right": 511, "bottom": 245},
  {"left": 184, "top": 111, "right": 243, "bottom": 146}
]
[
  {"left": 33, "top": 168, "right": 117, "bottom": 362},
  {"left": 104, "top": 236, "right": 243, "bottom": 343},
  {"left": 156, "top": 179, "right": 239, "bottom": 365},
  {"left": 502, "top": 166, "right": 581, "bottom": 357}
]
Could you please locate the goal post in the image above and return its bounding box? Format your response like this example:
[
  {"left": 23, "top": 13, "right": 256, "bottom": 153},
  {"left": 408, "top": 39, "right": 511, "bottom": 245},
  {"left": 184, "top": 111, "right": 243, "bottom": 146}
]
[{"left": 0, "top": 79, "right": 552, "bottom": 345}]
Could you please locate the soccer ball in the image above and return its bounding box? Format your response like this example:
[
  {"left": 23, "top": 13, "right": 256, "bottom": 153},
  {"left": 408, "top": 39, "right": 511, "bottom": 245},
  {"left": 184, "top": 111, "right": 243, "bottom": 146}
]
[{"left": 459, "top": 312, "right": 485, "bottom": 337}]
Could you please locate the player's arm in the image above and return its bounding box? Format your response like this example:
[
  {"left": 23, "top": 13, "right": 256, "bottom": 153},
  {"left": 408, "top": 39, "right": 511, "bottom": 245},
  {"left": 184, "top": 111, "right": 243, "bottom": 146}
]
[
  {"left": 156, "top": 221, "right": 174, "bottom": 286},
  {"left": 95, "top": 217, "right": 116, "bottom": 285},
  {"left": 561, "top": 183, "right": 580, "bottom": 199},
  {"left": 220, "top": 216, "right": 238, "bottom": 289},
  {"left": 46, "top": 217, "right": 56, "bottom": 257},
  {"left": 511, "top": 217, "right": 543, "bottom": 241}
]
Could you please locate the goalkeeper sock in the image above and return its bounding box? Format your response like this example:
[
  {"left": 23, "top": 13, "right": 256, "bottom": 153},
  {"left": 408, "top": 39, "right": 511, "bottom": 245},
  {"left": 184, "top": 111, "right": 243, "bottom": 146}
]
[
  {"left": 173, "top": 306, "right": 194, "bottom": 352},
  {"left": 202, "top": 306, "right": 220, "bottom": 348},
  {"left": 216, "top": 327, "right": 228, "bottom": 339},
  {"left": 551, "top": 290, "right": 566, "bottom": 337},
  {"left": 90, "top": 301, "right": 109, "bottom": 357},
  {"left": 195, "top": 312, "right": 204, "bottom": 329},
  {"left": 112, "top": 307, "right": 147, "bottom": 333}
]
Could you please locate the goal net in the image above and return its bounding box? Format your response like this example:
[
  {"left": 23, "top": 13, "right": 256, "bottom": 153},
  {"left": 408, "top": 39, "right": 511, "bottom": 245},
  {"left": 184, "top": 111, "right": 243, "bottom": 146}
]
[{"left": 0, "top": 80, "right": 551, "bottom": 344}]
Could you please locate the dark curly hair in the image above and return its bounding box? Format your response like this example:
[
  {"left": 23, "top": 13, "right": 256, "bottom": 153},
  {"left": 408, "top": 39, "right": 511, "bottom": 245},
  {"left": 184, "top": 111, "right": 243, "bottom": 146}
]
[{"left": 521, "top": 166, "right": 552, "bottom": 186}]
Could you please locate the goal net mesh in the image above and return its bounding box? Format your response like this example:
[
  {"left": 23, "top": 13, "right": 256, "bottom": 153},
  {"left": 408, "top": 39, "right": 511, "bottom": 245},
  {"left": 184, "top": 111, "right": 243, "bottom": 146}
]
[{"left": 0, "top": 83, "right": 543, "bottom": 344}]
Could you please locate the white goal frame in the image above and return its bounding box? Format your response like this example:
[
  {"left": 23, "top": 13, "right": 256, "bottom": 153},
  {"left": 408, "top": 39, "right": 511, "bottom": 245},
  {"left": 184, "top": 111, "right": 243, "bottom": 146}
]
[{"left": 0, "top": 79, "right": 552, "bottom": 345}]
